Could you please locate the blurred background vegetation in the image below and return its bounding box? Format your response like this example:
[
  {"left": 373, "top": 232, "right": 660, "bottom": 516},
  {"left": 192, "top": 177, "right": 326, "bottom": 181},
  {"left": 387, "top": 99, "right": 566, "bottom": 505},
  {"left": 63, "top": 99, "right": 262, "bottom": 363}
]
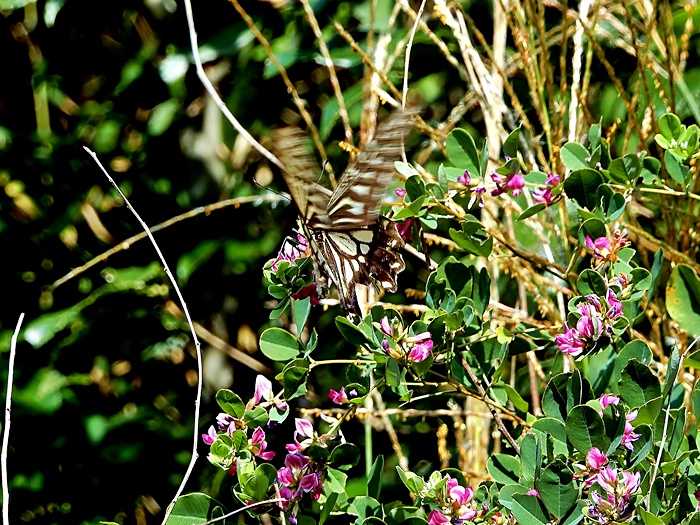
[{"left": 0, "top": 0, "right": 698, "bottom": 523}]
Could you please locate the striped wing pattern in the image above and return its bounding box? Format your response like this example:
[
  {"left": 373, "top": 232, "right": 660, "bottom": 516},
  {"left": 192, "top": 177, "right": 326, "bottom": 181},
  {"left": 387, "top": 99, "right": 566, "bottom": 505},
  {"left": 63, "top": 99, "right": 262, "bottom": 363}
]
[
  {"left": 309, "top": 223, "right": 406, "bottom": 311},
  {"left": 271, "top": 127, "right": 332, "bottom": 224},
  {"left": 273, "top": 108, "right": 415, "bottom": 312},
  {"left": 323, "top": 109, "right": 416, "bottom": 229}
]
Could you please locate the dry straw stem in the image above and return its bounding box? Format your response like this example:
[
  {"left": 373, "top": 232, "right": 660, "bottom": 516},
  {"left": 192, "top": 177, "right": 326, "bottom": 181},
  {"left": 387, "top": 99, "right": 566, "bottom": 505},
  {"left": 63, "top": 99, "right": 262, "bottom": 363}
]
[
  {"left": 2, "top": 313, "right": 24, "bottom": 525},
  {"left": 299, "top": 0, "right": 353, "bottom": 146},
  {"left": 227, "top": 0, "right": 336, "bottom": 183},
  {"left": 164, "top": 301, "right": 272, "bottom": 375},
  {"left": 51, "top": 193, "right": 288, "bottom": 290},
  {"left": 181, "top": 0, "right": 282, "bottom": 170},
  {"left": 82, "top": 147, "right": 203, "bottom": 525}
]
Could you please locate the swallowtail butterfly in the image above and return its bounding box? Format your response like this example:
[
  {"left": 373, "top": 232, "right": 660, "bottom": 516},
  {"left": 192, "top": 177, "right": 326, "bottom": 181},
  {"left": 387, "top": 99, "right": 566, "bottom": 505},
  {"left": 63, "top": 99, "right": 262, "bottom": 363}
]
[{"left": 271, "top": 109, "right": 416, "bottom": 313}]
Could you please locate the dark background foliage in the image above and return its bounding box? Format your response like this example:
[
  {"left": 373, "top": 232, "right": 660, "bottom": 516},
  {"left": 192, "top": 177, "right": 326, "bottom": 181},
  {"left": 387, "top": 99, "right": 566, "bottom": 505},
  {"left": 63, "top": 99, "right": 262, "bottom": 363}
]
[{"left": 1, "top": 0, "right": 698, "bottom": 523}]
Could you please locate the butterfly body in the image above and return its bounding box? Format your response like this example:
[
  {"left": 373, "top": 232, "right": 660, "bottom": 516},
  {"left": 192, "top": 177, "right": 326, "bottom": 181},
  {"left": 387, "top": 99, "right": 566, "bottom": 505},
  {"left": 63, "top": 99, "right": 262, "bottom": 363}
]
[{"left": 272, "top": 109, "right": 415, "bottom": 312}]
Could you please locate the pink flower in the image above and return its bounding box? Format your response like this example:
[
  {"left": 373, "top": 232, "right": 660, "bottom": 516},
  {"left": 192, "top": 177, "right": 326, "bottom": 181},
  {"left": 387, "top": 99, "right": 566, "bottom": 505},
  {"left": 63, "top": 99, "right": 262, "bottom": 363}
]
[
  {"left": 555, "top": 327, "right": 586, "bottom": 356},
  {"left": 253, "top": 375, "right": 272, "bottom": 405},
  {"left": 532, "top": 187, "right": 554, "bottom": 205},
  {"left": 215, "top": 413, "right": 236, "bottom": 433},
  {"left": 621, "top": 471, "right": 640, "bottom": 497},
  {"left": 585, "top": 235, "right": 612, "bottom": 258},
  {"left": 449, "top": 484, "right": 473, "bottom": 506},
  {"left": 585, "top": 230, "right": 629, "bottom": 262},
  {"left": 272, "top": 233, "right": 309, "bottom": 270},
  {"left": 428, "top": 510, "right": 450, "bottom": 525},
  {"left": 295, "top": 418, "right": 314, "bottom": 440},
  {"left": 250, "top": 427, "right": 275, "bottom": 460},
  {"left": 201, "top": 425, "right": 217, "bottom": 445},
  {"left": 328, "top": 387, "right": 349, "bottom": 405},
  {"left": 395, "top": 188, "right": 407, "bottom": 198},
  {"left": 291, "top": 283, "right": 320, "bottom": 305},
  {"left": 576, "top": 301, "right": 603, "bottom": 339},
  {"left": 407, "top": 332, "right": 433, "bottom": 362},
  {"left": 468, "top": 185, "right": 487, "bottom": 208},
  {"left": 458, "top": 170, "right": 471, "bottom": 185},
  {"left": 546, "top": 172, "right": 561, "bottom": 186},
  {"left": 606, "top": 289, "right": 623, "bottom": 320},
  {"left": 527, "top": 488, "right": 540, "bottom": 497},
  {"left": 491, "top": 172, "right": 525, "bottom": 196},
  {"left": 599, "top": 393, "right": 620, "bottom": 409},
  {"left": 621, "top": 411, "right": 640, "bottom": 451},
  {"left": 380, "top": 316, "right": 393, "bottom": 336},
  {"left": 586, "top": 448, "right": 608, "bottom": 470},
  {"left": 596, "top": 467, "right": 618, "bottom": 494},
  {"left": 396, "top": 219, "right": 414, "bottom": 241}
]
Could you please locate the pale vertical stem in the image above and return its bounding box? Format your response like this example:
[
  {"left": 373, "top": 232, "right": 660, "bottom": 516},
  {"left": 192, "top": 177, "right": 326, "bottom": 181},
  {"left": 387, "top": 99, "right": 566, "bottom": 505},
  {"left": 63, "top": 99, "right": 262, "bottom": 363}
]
[
  {"left": 402, "top": 0, "right": 427, "bottom": 110},
  {"left": 182, "top": 0, "right": 283, "bottom": 170},
  {"left": 299, "top": 0, "right": 353, "bottom": 146},
  {"left": 2, "top": 313, "right": 24, "bottom": 525},
  {"left": 568, "top": 0, "right": 592, "bottom": 142},
  {"left": 82, "top": 148, "right": 204, "bottom": 525}
]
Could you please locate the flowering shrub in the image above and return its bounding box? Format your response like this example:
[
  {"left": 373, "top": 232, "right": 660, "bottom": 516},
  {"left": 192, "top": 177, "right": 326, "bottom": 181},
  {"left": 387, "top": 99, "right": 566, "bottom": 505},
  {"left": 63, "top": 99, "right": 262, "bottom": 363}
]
[{"left": 171, "top": 115, "right": 700, "bottom": 525}]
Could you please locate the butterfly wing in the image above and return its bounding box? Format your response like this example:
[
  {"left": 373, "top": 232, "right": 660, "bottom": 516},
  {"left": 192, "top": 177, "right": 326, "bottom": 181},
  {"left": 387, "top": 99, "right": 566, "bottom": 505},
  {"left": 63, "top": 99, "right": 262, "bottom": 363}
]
[
  {"left": 311, "top": 222, "right": 405, "bottom": 312},
  {"left": 271, "top": 127, "right": 332, "bottom": 224},
  {"left": 324, "top": 109, "right": 416, "bottom": 229}
]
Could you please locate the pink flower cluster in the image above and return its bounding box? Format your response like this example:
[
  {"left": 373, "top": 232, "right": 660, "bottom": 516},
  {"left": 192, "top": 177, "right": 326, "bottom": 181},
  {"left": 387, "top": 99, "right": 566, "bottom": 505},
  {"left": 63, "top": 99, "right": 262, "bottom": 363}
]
[
  {"left": 277, "top": 419, "right": 325, "bottom": 524},
  {"left": 532, "top": 172, "right": 561, "bottom": 206},
  {"left": 584, "top": 230, "right": 629, "bottom": 262},
  {"left": 555, "top": 291, "right": 622, "bottom": 357},
  {"left": 272, "top": 232, "right": 309, "bottom": 270},
  {"left": 491, "top": 171, "right": 525, "bottom": 197},
  {"left": 201, "top": 375, "right": 280, "bottom": 470},
  {"left": 586, "top": 467, "right": 640, "bottom": 524},
  {"left": 428, "top": 476, "right": 479, "bottom": 525},
  {"left": 327, "top": 386, "right": 357, "bottom": 405},
  {"left": 379, "top": 316, "right": 434, "bottom": 363}
]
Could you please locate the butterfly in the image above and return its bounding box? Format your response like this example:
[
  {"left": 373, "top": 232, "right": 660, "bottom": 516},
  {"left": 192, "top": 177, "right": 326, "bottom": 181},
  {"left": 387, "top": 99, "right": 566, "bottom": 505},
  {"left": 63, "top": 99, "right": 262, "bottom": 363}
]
[{"left": 271, "top": 108, "right": 416, "bottom": 313}]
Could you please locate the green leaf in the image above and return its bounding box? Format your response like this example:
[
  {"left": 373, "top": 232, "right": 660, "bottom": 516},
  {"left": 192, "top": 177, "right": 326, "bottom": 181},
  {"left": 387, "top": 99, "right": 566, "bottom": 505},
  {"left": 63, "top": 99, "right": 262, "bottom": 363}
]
[
  {"left": 532, "top": 417, "right": 569, "bottom": 456},
  {"left": 330, "top": 443, "right": 361, "bottom": 470},
  {"left": 511, "top": 494, "right": 549, "bottom": 525},
  {"left": 565, "top": 405, "right": 608, "bottom": 452},
  {"left": 448, "top": 218, "right": 493, "bottom": 257},
  {"left": 638, "top": 509, "right": 665, "bottom": 525},
  {"left": 165, "top": 493, "right": 223, "bottom": 525},
  {"left": 446, "top": 128, "right": 481, "bottom": 177},
  {"left": 335, "top": 316, "right": 372, "bottom": 346},
  {"left": 662, "top": 346, "right": 681, "bottom": 397},
  {"left": 367, "top": 455, "right": 384, "bottom": 499},
  {"left": 619, "top": 361, "right": 660, "bottom": 408},
  {"left": 14, "top": 368, "right": 66, "bottom": 414},
  {"left": 148, "top": 99, "right": 179, "bottom": 136},
  {"left": 666, "top": 265, "right": 700, "bottom": 336},
  {"left": 664, "top": 150, "right": 689, "bottom": 185},
  {"left": 535, "top": 462, "right": 577, "bottom": 518},
  {"left": 320, "top": 492, "right": 339, "bottom": 525},
  {"left": 503, "top": 127, "right": 521, "bottom": 158},
  {"left": 517, "top": 203, "right": 546, "bottom": 221},
  {"left": 577, "top": 269, "right": 607, "bottom": 296},
  {"left": 563, "top": 169, "right": 603, "bottom": 209},
  {"left": 259, "top": 327, "right": 300, "bottom": 361},
  {"left": 396, "top": 466, "right": 425, "bottom": 495},
  {"left": 177, "top": 241, "right": 219, "bottom": 284},
  {"left": 243, "top": 406, "right": 268, "bottom": 428},
  {"left": 292, "top": 297, "right": 311, "bottom": 336},
  {"left": 215, "top": 389, "right": 245, "bottom": 418},
  {"left": 658, "top": 113, "right": 683, "bottom": 141},
  {"left": 487, "top": 454, "right": 521, "bottom": 485},
  {"left": 561, "top": 142, "right": 589, "bottom": 171}
]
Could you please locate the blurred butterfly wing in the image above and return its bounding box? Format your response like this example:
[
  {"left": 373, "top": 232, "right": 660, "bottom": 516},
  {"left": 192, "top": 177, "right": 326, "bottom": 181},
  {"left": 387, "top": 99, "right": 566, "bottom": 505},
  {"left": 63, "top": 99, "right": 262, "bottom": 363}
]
[
  {"left": 271, "top": 127, "right": 332, "bottom": 224},
  {"left": 325, "top": 109, "right": 415, "bottom": 229}
]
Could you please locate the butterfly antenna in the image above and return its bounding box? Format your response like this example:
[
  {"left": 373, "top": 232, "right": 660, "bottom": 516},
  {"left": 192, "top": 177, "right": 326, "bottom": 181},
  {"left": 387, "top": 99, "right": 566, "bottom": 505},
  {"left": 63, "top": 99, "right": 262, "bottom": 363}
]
[{"left": 317, "top": 160, "right": 329, "bottom": 183}]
